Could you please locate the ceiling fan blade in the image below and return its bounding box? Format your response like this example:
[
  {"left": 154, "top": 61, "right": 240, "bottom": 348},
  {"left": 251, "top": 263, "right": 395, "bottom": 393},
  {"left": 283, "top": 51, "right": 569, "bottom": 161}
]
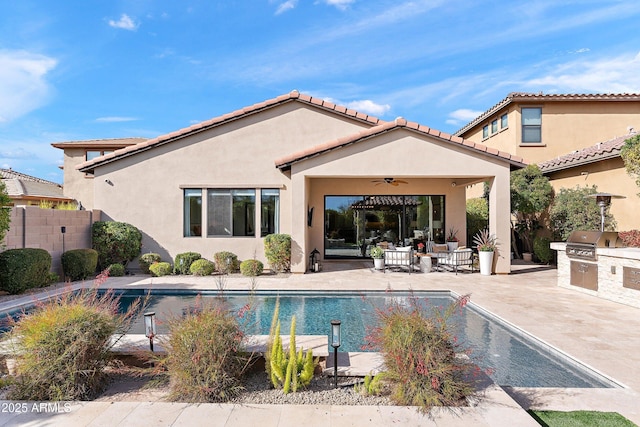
[
  {"left": 391, "top": 182, "right": 399, "bottom": 186},
  {"left": 396, "top": 180, "right": 408, "bottom": 184}
]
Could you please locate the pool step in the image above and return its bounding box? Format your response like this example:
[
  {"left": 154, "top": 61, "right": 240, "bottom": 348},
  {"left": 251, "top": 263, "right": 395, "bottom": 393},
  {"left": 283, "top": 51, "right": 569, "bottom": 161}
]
[{"left": 324, "top": 351, "right": 385, "bottom": 376}]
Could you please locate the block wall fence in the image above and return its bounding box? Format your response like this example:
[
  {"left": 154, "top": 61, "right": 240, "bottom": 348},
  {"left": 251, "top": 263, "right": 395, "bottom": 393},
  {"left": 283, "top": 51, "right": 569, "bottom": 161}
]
[{"left": 1, "top": 206, "right": 102, "bottom": 276}]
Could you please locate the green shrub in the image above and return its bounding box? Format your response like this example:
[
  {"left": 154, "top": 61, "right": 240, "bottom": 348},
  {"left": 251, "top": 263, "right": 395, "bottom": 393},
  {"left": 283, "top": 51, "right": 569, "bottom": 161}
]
[
  {"left": 214, "top": 251, "right": 239, "bottom": 274},
  {"left": 92, "top": 221, "right": 142, "bottom": 270},
  {"left": 533, "top": 236, "right": 553, "bottom": 264},
  {"left": 549, "top": 185, "right": 615, "bottom": 240},
  {"left": 0, "top": 181, "right": 10, "bottom": 244},
  {"left": 139, "top": 253, "right": 162, "bottom": 274},
  {"left": 47, "top": 272, "right": 60, "bottom": 284},
  {"left": 8, "top": 285, "right": 142, "bottom": 401},
  {"left": 108, "top": 263, "right": 126, "bottom": 277},
  {"left": 61, "top": 248, "right": 98, "bottom": 281},
  {"left": 264, "top": 234, "right": 291, "bottom": 273},
  {"left": 364, "top": 294, "right": 475, "bottom": 412},
  {"left": 466, "top": 197, "right": 488, "bottom": 244},
  {"left": 163, "top": 299, "right": 250, "bottom": 402},
  {"left": 149, "top": 262, "right": 172, "bottom": 277},
  {"left": 174, "top": 252, "right": 201, "bottom": 275},
  {"left": 190, "top": 258, "right": 216, "bottom": 276},
  {"left": 0, "top": 248, "right": 52, "bottom": 294},
  {"left": 240, "top": 259, "right": 263, "bottom": 276}
]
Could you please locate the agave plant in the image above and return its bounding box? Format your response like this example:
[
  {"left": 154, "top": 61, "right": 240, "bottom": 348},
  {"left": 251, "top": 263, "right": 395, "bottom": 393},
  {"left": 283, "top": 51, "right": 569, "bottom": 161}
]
[{"left": 473, "top": 229, "right": 497, "bottom": 252}]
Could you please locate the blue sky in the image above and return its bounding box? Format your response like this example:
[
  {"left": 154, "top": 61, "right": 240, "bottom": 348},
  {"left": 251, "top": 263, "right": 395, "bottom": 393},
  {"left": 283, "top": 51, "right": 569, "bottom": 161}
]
[{"left": 2, "top": 0, "right": 640, "bottom": 184}]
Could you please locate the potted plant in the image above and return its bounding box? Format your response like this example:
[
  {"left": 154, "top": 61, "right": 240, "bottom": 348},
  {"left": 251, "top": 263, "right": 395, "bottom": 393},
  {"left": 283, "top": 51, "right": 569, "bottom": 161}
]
[
  {"left": 446, "top": 227, "right": 459, "bottom": 251},
  {"left": 473, "top": 229, "right": 497, "bottom": 276},
  {"left": 417, "top": 242, "right": 425, "bottom": 253},
  {"left": 370, "top": 246, "right": 385, "bottom": 270}
]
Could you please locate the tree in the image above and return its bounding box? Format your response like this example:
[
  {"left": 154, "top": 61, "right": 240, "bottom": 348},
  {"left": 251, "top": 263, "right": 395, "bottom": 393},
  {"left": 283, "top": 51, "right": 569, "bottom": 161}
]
[
  {"left": 0, "top": 181, "right": 11, "bottom": 246},
  {"left": 549, "top": 185, "right": 616, "bottom": 240},
  {"left": 510, "top": 165, "right": 553, "bottom": 255},
  {"left": 620, "top": 133, "right": 640, "bottom": 196},
  {"left": 466, "top": 197, "right": 488, "bottom": 244}
]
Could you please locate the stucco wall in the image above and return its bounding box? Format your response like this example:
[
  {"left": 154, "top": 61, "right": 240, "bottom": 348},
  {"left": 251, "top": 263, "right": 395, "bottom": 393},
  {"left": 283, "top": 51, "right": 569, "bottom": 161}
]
[{"left": 1, "top": 206, "right": 97, "bottom": 276}]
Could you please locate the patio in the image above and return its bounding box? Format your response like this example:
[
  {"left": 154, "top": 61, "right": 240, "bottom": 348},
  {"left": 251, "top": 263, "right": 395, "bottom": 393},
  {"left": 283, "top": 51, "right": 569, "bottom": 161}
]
[{"left": 1, "top": 260, "right": 639, "bottom": 425}]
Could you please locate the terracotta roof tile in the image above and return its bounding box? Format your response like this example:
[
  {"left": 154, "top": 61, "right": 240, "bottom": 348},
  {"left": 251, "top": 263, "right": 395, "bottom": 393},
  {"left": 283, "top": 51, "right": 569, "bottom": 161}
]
[
  {"left": 454, "top": 92, "right": 640, "bottom": 136},
  {"left": 78, "top": 91, "right": 384, "bottom": 172},
  {"left": 275, "top": 120, "right": 527, "bottom": 170},
  {"left": 539, "top": 133, "right": 635, "bottom": 173}
]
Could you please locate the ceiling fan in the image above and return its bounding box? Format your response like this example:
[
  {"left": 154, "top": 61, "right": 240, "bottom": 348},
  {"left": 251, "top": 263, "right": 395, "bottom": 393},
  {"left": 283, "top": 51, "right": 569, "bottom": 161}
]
[{"left": 372, "top": 177, "right": 408, "bottom": 186}]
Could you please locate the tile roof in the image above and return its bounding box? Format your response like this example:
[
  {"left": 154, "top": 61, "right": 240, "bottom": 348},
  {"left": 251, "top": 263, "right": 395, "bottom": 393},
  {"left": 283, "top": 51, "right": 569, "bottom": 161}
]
[
  {"left": 51, "top": 137, "right": 146, "bottom": 149},
  {"left": 275, "top": 117, "right": 527, "bottom": 170},
  {"left": 538, "top": 133, "right": 636, "bottom": 173},
  {"left": 1, "top": 168, "right": 68, "bottom": 200},
  {"left": 77, "top": 91, "right": 384, "bottom": 173},
  {"left": 454, "top": 92, "right": 640, "bottom": 136}
]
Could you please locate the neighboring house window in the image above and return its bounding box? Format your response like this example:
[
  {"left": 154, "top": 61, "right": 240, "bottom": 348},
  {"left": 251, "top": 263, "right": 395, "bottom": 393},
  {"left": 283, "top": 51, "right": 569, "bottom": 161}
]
[
  {"left": 86, "top": 150, "right": 113, "bottom": 161},
  {"left": 261, "top": 189, "right": 280, "bottom": 237},
  {"left": 207, "top": 189, "right": 255, "bottom": 237},
  {"left": 521, "top": 107, "right": 542, "bottom": 143},
  {"left": 491, "top": 119, "right": 498, "bottom": 134},
  {"left": 482, "top": 125, "right": 489, "bottom": 139},
  {"left": 183, "top": 189, "right": 202, "bottom": 237},
  {"left": 500, "top": 114, "right": 508, "bottom": 129}
]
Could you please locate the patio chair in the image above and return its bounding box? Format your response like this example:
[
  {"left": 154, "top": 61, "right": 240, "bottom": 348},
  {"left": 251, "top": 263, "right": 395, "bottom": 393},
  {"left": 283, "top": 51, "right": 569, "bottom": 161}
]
[
  {"left": 436, "top": 248, "right": 474, "bottom": 274},
  {"left": 384, "top": 246, "right": 414, "bottom": 274}
]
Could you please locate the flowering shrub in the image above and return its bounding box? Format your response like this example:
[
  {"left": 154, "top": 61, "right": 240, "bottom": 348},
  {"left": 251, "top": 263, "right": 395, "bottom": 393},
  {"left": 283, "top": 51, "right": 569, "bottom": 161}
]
[
  {"left": 619, "top": 230, "right": 640, "bottom": 248},
  {"left": 363, "top": 293, "right": 475, "bottom": 412}
]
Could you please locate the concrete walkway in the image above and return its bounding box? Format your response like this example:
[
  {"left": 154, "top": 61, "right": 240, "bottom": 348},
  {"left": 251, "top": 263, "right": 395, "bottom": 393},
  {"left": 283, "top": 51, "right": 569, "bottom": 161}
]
[{"left": 1, "top": 260, "right": 639, "bottom": 426}]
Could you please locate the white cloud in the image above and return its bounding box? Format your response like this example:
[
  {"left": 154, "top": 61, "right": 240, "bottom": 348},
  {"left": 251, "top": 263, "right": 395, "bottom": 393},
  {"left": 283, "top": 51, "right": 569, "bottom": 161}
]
[
  {"left": 447, "top": 109, "right": 484, "bottom": 125},
  {"left": 0, "top": 49, "right": 57, "bottom": 123},
  {"left": 323, "top": 0, "right": 355, "bottom": 10},
  {"left": 108, "top": 14, "right": 138, "bottom": 31},
  {"left": 95, "top": 116, "right": 139, "bottom": 123},
  {"left": 276, "top": 0, "right": 298, "bottom": 15},
  {"left": 346, "top": 99, "right": 391, "bottom": 117}
]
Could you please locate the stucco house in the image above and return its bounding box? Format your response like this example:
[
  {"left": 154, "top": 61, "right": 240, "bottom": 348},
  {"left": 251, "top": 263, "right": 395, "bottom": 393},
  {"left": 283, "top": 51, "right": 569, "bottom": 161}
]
[
  {"left": 455, "top": 92, "right": 640, "bottom": 231},
  {"left": 56, "top": 91, "right": 525, "bottom": 274}
]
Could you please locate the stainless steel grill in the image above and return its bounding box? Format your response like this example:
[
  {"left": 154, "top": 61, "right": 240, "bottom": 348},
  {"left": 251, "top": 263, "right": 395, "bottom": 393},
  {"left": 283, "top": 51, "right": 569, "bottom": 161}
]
[{"left": 565, "top": 230, "right": 621, "bottom": 261}]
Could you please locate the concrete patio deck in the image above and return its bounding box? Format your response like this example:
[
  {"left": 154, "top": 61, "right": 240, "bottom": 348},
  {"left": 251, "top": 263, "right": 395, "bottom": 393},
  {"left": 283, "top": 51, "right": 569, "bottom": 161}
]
[{"left": 1, "top": 260, "right": 639, "bottom": 426}]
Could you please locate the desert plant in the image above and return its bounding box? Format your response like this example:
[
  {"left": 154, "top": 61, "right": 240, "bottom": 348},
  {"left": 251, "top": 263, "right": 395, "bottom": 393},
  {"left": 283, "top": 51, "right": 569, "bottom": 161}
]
[
  {"left": 214, "top": 251, "right": 239, "bottom": 274},
  {"left": 174, "top": 252, "right": 202, "bottom": 275},
  {"left": 61, "top": 248, "right": 98, "bottom": 281},
  {"left": 240, "top": 259, "right": 264, "bottom": 276},
  {"left": 549, "top": 185, "right": 615, "bottom": 240},
  {"left": 7, "top": 272, "right": 143, "bottom": 400},
  {"left": 163, "top": 298, "right": 250, "bottom": 402},
  {"left": 264, "top": 234, "right": 291, "bottom": 273},
  {"left": 355, "top": 373, "right": 384, "bottom": 396},
  {"left": 363, "top": 293, "right": 475, "bottom": 412},
  {"left": 55, "top": 201, "right": 78, "bottom": 210},
  {"left": 446, "top": 227, "right": 459, "bottom": 242},
  {"left": 268, "top": 315, "right": 315, "bottom": 393},
  {"left": 91, "top": 221, "right": 142, "bottom": 270},
  {"left": 107, "top": 263, "right": 125, "bottom": 277},
  {"left": 619, "top": 230, "right": 640, "bottom": 247},
  {"left": 139, "top": 253, "right": 162, "bottom": 274},
  {"left": 472, "top": 229, "right": 497, "bottom": 252},
  {"left": 149, "top": 261, "right": 172, "bottom": 277},
  {"left": 189, "top": 258, "right": 215, "bottom": 276},
  {"left": 0, "top": 248, "right": 52, "bottom": 294},
  {"left": 38, "top": 199, "right": 54, "bottom": 209},
  {"left": 533, "top": 236, "right": 553, "bottom": 264}
]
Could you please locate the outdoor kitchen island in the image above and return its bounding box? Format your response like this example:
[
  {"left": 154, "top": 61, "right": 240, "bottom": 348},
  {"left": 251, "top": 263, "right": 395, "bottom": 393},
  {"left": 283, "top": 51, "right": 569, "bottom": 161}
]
[{"left": 552, "top": 235, "right": 640, "bottom": 309}]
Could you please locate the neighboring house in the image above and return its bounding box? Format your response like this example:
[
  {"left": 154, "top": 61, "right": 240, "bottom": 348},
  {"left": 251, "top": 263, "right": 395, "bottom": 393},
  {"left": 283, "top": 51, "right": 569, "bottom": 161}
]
[
  {"left": 67, "top": 91, "right": 524, "bottom": 273},
  {"left": 539, "top": 131, "right": 638, "bottom": 231},
  {"left": 51, "top": 138, "right": 146, "bottom": 210},
  {"left": 455, "top": 92, "right": 640, "bottom": 231},
  {"left": 0, "top": 168, "right": 72, "bottom": 207}
]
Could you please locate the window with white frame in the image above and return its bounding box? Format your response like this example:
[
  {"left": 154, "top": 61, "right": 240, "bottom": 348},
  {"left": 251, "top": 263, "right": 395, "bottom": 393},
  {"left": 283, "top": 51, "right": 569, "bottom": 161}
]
[
  {"left": 482, "top": 125, "right": 489, "bottom": 139},
  {"left": 500, "top": 114, "right": 508, "bottom": 129},
  {"left": 491, "top": 119, "right": 498, "bottom": 134},
  {"left": 521, "top": 107, "right": 542, "bottom": 143},
  {"left": 261, "top": 189, "right": 280, "bottom": 236},
  {"left": 183, "top": 189, "right": 202, "bottom": 237}
]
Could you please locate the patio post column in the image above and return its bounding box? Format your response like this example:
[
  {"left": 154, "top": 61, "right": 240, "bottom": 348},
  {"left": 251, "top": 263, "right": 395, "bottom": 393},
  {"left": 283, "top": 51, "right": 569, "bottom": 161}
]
[{"left": 488, "top": 171, "right": 512, "bottom": 274}]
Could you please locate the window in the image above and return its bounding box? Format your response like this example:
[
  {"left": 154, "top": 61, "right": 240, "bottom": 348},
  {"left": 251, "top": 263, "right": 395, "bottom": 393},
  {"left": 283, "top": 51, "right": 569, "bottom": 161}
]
[
  {"left": 207, "top": 189, "right": 255, "bottom": 236},
  {"left": 86, "top": 150, "right": 113, "bottom": 161},
  {"left": 261, "top": 189, "right": 280, "bottom": 236},
  {"left": 183, "top": 189, "right": 202, "bottom": 237},
  {"left": 521, "top": 107, "right": 542, "bottom": 143},
  {"left": 500, "top": 114, "right": 508, "bottom": 129},
  {"left": 491, "top": 119, "right": 498, "bottom": 134},
  {"left": 482, "top": 125, "right": 489, "bottom": 139}
]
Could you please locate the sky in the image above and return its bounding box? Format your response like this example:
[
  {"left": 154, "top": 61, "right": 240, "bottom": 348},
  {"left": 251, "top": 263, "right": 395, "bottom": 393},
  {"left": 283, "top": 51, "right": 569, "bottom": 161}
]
[{"left": 1, "top": 1, "right": 640, "bottom": 184}]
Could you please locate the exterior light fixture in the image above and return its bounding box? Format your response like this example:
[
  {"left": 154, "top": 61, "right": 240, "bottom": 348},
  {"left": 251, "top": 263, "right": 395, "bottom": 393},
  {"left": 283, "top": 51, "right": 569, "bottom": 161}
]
[
  {"left": 330, "top": 319, "right": 341, "bottom": 388},
  {"left": 144, "top": 312, "right": 156, "bottom": 352},
  {"left": 310, "top": 248, "right": 320, "bottom": 272}
]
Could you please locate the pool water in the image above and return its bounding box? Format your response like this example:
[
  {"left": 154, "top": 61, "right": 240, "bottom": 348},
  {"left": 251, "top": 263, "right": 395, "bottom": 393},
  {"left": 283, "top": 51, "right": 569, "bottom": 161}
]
[{"left": 115, "top": 290, "right": 617, "bottom": 389}]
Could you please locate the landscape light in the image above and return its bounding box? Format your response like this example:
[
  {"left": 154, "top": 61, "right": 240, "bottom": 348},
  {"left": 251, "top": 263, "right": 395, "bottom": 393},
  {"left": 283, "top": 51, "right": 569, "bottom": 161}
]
[
  {"left": 144, "top": 312, "right": 156, "bottom": 352},
  {"left": 330, "top": 319, "right": 341, "bottom": 388}
]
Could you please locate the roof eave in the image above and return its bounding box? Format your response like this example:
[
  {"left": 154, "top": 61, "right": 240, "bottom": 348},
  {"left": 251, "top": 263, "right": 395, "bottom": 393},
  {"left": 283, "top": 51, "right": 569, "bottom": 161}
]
[{"left": 540, "top": 151, "right": 621, "bottom": 174}]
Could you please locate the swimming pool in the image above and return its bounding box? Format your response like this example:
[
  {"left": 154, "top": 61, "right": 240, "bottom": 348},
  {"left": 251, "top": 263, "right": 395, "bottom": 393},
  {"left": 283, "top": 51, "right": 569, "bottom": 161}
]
[{"left": 113, "top": 289, "right": 619, "bottom": 389}]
